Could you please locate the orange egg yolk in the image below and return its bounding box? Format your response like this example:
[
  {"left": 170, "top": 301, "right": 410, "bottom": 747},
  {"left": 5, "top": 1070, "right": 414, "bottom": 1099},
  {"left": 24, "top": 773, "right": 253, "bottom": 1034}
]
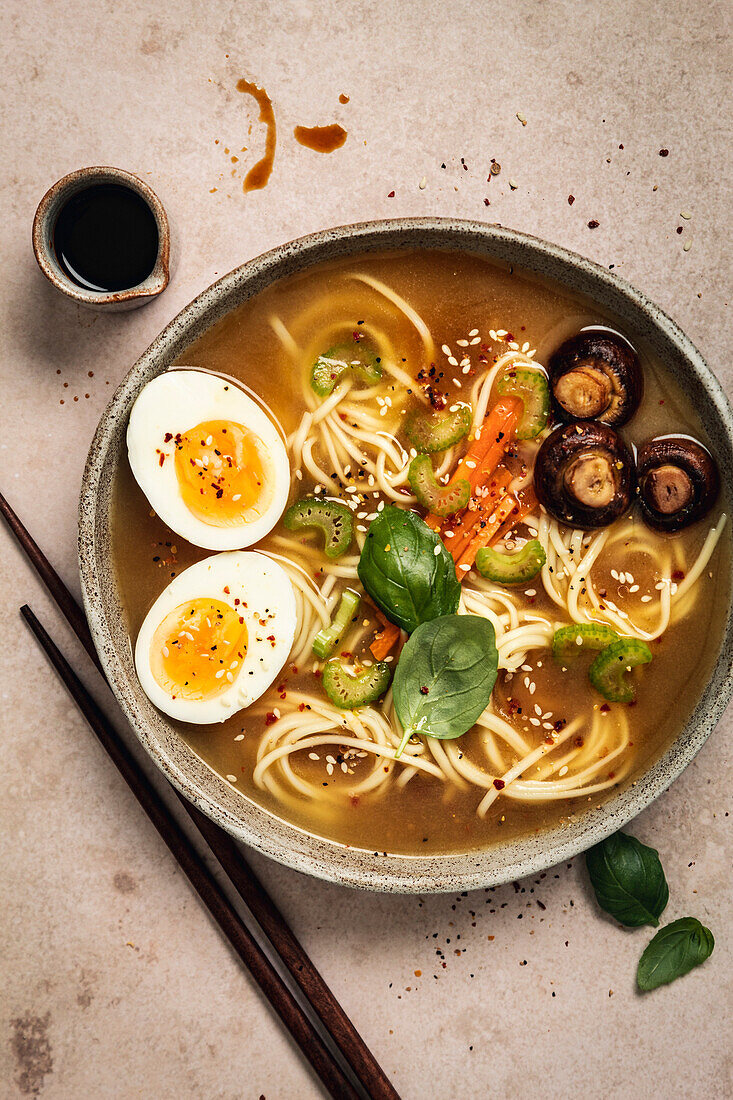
[
  {"left": 173, "top": 419, "right": 273, "bottom": 527},
  {"left": 150, "top": 598, "right": 248, "bottom": 701}
]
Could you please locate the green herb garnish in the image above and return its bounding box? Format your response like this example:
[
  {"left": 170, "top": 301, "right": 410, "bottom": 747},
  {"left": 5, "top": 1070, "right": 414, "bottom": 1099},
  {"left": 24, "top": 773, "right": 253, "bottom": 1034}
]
[
  {"left": 392, "top": 613, "right": 498, "bottom": 756},
  {"left": 357, "top": 505, "right": 460, "bottom": 634},
  {"left": 586, "top": 831, "right": 669, "bottom": 927},
  {"left": 637, "top": 917, "right": 715, "bottom": 991}
]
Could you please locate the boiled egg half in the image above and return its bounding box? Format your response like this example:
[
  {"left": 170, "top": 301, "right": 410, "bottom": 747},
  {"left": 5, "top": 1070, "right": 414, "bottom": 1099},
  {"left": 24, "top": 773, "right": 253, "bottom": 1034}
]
[
  {"left": 135, "top": 551, "right": 296, "bottom": 724},
  {"left": 127, "top": 369, "right": 290, "bottom": 550}
]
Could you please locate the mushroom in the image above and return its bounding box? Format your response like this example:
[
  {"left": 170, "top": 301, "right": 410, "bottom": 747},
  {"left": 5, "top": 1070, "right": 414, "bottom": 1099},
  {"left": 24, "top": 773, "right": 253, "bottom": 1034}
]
[
  {"left": 637, "top": 436, "right": 719, "bottom": 531},
  {"left": 548, "top": 330, "right": 643, "bottom": 427},
  {"left": 534, "top": 421, "right": 636, "bottom": 528}
]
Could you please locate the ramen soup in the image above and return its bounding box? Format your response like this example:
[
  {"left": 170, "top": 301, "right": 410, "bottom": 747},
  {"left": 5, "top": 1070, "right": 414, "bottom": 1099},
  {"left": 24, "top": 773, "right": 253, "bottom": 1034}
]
[{"left": 113, "top": 250, "right": 730, "bottom": 855}]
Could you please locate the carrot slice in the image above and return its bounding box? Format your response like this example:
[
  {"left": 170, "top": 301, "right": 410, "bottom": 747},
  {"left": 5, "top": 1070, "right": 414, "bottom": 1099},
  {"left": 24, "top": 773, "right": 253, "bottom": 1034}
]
[
  {"left": 425, "top": 398, "right": 522, "bottom": 528},
  {"left": 455, "top": 494, "right": 519, "bottom": 574},
  {"left": 493, "top": 486, "right": 539, "bottom": 544},
  {"left": 370, "top": 622, "right": 401, "bottom": 661},
  {"left": 441, "top": 467, "right": 513, "bottom": 557},
  {"left": 452, "top": 396, "right": 523, "bottom": 488}
]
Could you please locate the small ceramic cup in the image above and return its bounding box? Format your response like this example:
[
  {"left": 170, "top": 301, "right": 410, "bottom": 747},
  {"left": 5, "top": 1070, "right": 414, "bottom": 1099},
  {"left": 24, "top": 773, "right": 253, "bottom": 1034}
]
[{"left": 32, "top": 165, "right": 170, "bottom": 311}]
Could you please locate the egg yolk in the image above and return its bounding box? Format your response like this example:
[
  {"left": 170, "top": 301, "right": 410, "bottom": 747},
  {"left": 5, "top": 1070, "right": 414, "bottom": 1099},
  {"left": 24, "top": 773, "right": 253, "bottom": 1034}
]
[
  {"left": 173, "top": 420, "right": 274, "bottom": 527},
  {"left": 150, "top": 598, "right": 248, "bottom": 701}
]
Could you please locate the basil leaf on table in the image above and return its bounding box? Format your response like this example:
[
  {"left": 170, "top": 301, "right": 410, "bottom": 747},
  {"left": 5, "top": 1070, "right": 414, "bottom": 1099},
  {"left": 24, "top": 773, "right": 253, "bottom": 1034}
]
[
  {"left": 357, "top": 505, "right": 460, "bottom": 634},
  {"left": 392, "top": 614, "right": 498, "bottom": 755},
  {"left": 586, "top": 831, "right": 669, "bottom": 927},
  {"left": 637, "top": 917, "right": 715, "bottom": 991}
]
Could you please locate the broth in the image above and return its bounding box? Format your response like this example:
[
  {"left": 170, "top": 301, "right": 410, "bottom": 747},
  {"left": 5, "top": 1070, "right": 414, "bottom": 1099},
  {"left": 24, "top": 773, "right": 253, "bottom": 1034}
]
[{"left": 112, "top": 250, "right": 730, "bottom": 855}]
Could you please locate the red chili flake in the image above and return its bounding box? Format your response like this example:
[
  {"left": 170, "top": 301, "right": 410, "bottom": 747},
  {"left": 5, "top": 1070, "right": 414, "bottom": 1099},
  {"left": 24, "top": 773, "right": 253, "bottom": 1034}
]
[
  {"left": 298, "top": 703, "right": 307, "bottom": 712},
  {"left": 483, "top": 198, "right": 490, "bottom": 206},
  {"left": 419, "top": 685, "right": 430, "bottom": 695},
  {"left": 264, "top": 712, "right": 277, "bottom": 726},
  {"left": 158, "top": 453, "right": 165, "bottom": 467},
  {"left": 350, "top": 795, "right": 360, "bottom": 807},
  {"left": 554, "top": 718, "right": 567, "bottom": 732},
  {"left": 223, "top": 586, "right": 230, "bottom": 594},
  {"left": 164, "top": 432, "right": 173, "bottom": 442},
  {"left": 618, "top": 144, "right": 624, "bottom": 150},
  {"left": 387, "top": 190, "right": 395, "bottom": 198},
  {"left": 659, "top": 148, "right": 669, "bottom": 156},
  {"left": 676, "top": 226, "right": 683, "bottom": 234},
  {"left": 493, "top": 778, "right": 505, "bottom": 791},
  {"left": 568, "top": 194, "right": 575, "bottom": 205},
  {"left": 672, "top": 569, "right": 685, "bottom": 581},
  {"left": 600, "top": 703, "right": 610, "bottom": 713},
  {"left": 588, "top": 219, "right": 599, "bottom": 229},
  {"left": 659, "top": 399, "right": 665, "bottom": 405}
]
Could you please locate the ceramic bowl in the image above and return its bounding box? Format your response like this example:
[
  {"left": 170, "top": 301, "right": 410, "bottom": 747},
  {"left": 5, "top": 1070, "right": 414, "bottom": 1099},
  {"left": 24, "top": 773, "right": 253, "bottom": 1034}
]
[
  {"left": 33, "top": 166, "right": 170, "bottom": 311},
  {"left": 78, "top": 219, "right": 733, "bottom": 892}
]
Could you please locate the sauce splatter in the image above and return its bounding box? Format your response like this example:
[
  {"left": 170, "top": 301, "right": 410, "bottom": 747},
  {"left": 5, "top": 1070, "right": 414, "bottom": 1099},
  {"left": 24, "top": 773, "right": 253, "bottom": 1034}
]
[
  {"left": 236, "top": 78, "right": 276, "bottom": 191},
  {"left": 293, "top": 123, "right": 348, "bottom": 154}
]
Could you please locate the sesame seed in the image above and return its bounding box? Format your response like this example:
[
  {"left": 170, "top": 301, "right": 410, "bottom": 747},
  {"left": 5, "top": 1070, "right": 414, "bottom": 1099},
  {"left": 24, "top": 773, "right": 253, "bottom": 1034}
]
[
  {"left": 234, "top": 733, "right": 245, "bottom": 741},
  {"left": 226, "top": 774, "right": 238, "bottom": 782}
]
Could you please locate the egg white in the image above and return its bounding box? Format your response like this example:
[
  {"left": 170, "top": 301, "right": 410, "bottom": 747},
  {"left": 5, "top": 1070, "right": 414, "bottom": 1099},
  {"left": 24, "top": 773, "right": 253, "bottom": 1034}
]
[
  {"left": 126, "top": 369, "right": 290, "bottom": 550},
  {"left": 134, "top": 551, "right": 296, "bottom": 724}
]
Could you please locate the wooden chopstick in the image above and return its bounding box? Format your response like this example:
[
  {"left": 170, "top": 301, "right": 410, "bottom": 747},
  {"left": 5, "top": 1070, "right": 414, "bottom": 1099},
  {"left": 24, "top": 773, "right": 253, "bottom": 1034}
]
[
  {"left": 2, "top": 491, "right": 399, "bottom": 1100},
  {"left": 21, "top": 605, "right": 359, "bottom": 1100}
]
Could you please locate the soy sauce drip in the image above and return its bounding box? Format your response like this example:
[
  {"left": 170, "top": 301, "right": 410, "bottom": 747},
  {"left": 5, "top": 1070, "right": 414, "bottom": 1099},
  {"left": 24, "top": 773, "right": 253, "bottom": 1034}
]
[{"left": 53, "top": 184, "right": 159, "bottom": 293}]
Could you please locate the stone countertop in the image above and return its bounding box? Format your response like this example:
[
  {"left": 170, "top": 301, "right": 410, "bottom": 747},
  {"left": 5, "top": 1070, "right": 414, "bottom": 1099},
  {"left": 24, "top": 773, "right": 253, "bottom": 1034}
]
[{"left": 1, "top": 2, "right": 730, "bottom": 1097}]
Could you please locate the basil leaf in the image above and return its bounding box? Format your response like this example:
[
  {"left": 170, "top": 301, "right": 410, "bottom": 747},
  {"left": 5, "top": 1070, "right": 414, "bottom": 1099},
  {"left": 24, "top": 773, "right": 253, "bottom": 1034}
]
[
  {"left": 586, "top": 831, "right": 669, "bottom": 927},
  {"left": 392, "top": 614, "right": 498, "bottom": 754},
  {"left": 357, "top": 505, "right": 460, "bottom": 634},
  {"left": 637, "top": 917, "right": 715, "bottom": 991}
]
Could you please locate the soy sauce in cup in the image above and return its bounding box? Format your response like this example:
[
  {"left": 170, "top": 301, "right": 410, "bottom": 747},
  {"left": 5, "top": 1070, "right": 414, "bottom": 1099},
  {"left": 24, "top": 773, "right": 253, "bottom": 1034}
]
[
  {"left": 53, "top": 183, "right": 159, "bottom": 293},
  {"left": 33, "top": 166, "right": 170, "bottom": 310}
]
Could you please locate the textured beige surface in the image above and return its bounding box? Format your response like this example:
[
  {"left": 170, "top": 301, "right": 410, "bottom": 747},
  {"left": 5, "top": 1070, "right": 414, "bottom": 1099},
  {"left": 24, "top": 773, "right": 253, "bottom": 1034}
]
[{"left": 1, "top": 1, "right": 731, "bottom": 1097}]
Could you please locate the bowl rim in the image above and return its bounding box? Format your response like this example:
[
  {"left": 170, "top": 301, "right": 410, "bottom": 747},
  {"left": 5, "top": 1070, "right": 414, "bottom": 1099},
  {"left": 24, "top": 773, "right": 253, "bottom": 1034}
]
[{"left": 78, "top": 217, "right": 733, "bottom": 893}]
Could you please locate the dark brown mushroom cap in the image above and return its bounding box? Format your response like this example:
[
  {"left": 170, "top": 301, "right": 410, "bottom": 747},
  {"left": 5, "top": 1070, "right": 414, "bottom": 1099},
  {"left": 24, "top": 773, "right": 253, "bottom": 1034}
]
[
  {"left": 534, "top": 421, "right": 636, "bottom": 528},
  {"left": 548, "top": 330, "right": 643, "bottom": 427},
  {"left": 637, "top": 436, "right": 719, "bottom": 531}
]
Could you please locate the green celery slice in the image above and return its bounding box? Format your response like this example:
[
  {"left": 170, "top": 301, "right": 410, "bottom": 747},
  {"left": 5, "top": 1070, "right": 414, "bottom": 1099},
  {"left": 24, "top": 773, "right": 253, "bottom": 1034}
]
[
  {"left": 475, "top": 539, "right": 546, "bottom": 584},
  {"left": 322, "top": 659, "right": 392, "bottom": 709}
]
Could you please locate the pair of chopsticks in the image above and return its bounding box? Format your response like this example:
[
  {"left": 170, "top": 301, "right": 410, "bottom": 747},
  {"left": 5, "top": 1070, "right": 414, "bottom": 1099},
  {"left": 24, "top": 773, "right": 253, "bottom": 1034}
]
[{"left": 1, "top": 491, "right": 399, "bottom": 1100}]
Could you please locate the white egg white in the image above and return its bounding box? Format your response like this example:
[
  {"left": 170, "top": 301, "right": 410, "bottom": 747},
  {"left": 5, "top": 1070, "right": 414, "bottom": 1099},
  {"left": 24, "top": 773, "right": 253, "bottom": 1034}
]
[
  {"left": 134, "top": 551, "right": 296, "bottom": 724},
  {"left": 126, "top": 369, "right": 290, "bottom": 550}
]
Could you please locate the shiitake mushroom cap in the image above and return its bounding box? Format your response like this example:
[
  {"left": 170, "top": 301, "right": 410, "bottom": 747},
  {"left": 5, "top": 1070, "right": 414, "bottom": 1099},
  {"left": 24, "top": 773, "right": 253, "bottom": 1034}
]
[
  {"left": 548, "top": 330, "right": 643, "bottom": 427},
  {"left": 534, "top": 421, "right": 636, "bottom": 528},
  {"left": 637, "top": 436, "right": 719, "bottom": 531}
]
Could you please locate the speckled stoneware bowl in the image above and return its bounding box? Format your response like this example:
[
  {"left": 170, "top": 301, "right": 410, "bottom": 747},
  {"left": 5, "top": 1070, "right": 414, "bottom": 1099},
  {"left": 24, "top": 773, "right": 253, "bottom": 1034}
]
[{"left": 79, "top": 219, "right": 733, "bottom": 892}]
